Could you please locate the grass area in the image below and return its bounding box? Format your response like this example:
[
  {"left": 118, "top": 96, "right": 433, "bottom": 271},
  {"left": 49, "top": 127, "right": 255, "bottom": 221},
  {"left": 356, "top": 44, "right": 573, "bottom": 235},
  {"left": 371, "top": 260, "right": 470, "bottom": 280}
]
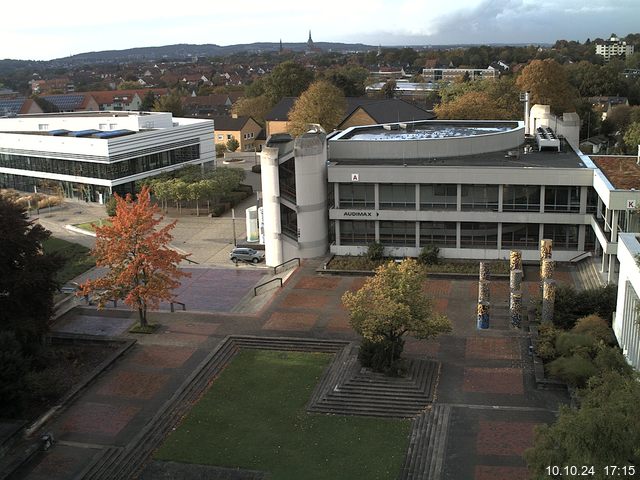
[
  {"left": 328, "top": 255, "right": 509, "bottom": 274},
  {"left": 42, "top": 237, "right": 95, "bottom": 284},
  {"left": 155, "top": 349, "right": 410, "bottom": 480},
  {"left": 129, "top": 323, "right": 159, "bottom": 334},
  {"left": 74, "top": 218, "right": 111, "bottom": 232}
]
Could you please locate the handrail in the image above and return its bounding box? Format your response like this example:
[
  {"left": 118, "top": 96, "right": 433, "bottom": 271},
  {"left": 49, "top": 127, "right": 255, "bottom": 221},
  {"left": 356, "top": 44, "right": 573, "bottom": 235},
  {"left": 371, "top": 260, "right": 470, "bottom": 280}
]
[
  {"left": 184, "top": 257, "right": 199, "bottom": 264},
  {"left": 273, "top": 257, "right": 300, "bottom": 275},
  {"left": 569, "top": 251, "right": 592, "bottom": 263},
  {"left": 170, "top": 301, "right": 186, "bottom": 312},
  {"left": 254, "top": 278, "right": 283, "bottom": 296}
]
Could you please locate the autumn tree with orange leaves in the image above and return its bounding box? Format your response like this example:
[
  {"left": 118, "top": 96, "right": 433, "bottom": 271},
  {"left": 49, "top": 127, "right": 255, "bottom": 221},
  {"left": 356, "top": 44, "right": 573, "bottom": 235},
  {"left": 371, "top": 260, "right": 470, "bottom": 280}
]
[{"left": 79, "top": 186, "right": 190, "bottom": 328}]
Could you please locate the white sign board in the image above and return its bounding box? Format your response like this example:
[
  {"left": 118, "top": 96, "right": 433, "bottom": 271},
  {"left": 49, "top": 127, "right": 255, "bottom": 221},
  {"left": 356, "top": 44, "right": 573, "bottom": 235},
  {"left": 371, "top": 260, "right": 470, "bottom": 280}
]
[{"left": 351, "top": 173, "right": 359, "bottom": 181}]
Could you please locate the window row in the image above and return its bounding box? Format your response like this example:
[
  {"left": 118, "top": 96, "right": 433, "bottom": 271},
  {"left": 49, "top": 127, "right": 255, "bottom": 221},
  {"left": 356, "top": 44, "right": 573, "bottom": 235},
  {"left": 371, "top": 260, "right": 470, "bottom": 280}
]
[
  {"left": 338, "top": 220, "right": 580, "bottom": 249},
  {"left": 337, "top": 183, "right": 586, "bottom": 213},
  {"left": 0, "top": 145, "right": 200, "bottom": 181}
]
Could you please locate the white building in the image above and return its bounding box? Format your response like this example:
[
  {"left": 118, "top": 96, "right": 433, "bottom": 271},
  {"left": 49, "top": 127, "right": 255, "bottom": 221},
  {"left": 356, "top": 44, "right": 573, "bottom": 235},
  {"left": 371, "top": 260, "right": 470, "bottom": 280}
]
[
  {"left": 0, "top": 111, "right": 214, "bottom": 202},
  {"left": 596, "top": 35, "right": 634, "bottom": 62},
  {"left": 614, "top": 233, "right": 640, "bottom": 371}
]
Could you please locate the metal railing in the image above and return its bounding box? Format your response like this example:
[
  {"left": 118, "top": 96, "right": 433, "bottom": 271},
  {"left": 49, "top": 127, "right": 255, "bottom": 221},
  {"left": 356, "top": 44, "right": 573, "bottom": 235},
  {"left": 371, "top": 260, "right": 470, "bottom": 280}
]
[
  {"left": 170, "top": 301, "right": 186, "bottom": 312},
  {"left": 569, "top": 251, "right": 592, "bottom": 263},
  {"left": 273, "top": 257, "right": 300, "bottom": 275},
  {"left": 254, "top": 277, "right": 283, "bottom": 296}
]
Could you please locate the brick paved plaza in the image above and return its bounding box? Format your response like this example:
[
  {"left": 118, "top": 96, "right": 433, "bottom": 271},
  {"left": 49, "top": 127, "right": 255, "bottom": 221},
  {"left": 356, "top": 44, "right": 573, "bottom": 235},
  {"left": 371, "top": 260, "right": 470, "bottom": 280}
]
[{"left": 12, "top": 260, "right": 573, "bottom": 479}]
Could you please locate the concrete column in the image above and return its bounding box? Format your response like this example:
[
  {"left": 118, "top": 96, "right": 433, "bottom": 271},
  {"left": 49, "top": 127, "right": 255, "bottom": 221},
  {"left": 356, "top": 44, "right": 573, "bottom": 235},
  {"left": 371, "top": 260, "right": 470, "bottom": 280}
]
[
  {"left": 478, "top": 280, "right": 490, "bottom": 303},
  {"left": 479, "top": 261, "right": 490, "bottom": 281},
  {"left": 456, "top": 184, "right": 462, "bottom": 212},
  {"left": 542, "top": 279, "right": 557, "bottom": 323},
  {"left": 333, "top": 183, "right": 340, "bottom": 208},
  {"left": 601, "top": 251, "right": 609, "bottom": 274},
  {"left": 611, "top": 210, "right": 619, "bottom": 242},
  {"left": 375, "top": 220, "right": 380, "bottom": 242},
  {"left": 415, "top": 221, "right": 420, "bottom": 248},
  {"left": 579, "top": 186, "right": 588, "bottom": 215},
  {"left": 597, "top": 197, "right": 603, "bottom": 219},
  {"left": 415, "top": 184, "right": 420, "bottom": 211},
  {"left": 497, "top": 223, "right": 503, "bottom": 251},
  {"left": 374, "top": 183, "right": 380, "bottom": 210},
  {"left": 477, "top": 301, "right": 490, "bottom": 329},
  {"left": 260, "top": 146, "right": 283, "bottom": 267},
  {"left": 539, "top": 238, "right": 553, "bottom": 278},
  {"left": 541, "top": 258, "right": 555, "bottom": 281},
  {"left": 510, "top": 269, "right": 523, "bottom": 292},
  {"left": 509, "top": 250, "right": 523, "bottom": 271},
  {"left": 578, "top": 225, "right": 586, "bottom": 251},
  {"left": 607, "top": 255, "right": 616, "bottom": 284},
  {"left": 498, "top": 184, "right": 504, "bottom": 213},
  {"left": 456, "top": 222, "right": 461, "bottom": 249},
  {"left": 539, "top": 185, "right": 545, "bottom": 213},
  {"left": 510, "top": 290, "right": 523, "bottom": 328},
  {"left": 334, "top": 220, "right": 341, "bottom": 246}
]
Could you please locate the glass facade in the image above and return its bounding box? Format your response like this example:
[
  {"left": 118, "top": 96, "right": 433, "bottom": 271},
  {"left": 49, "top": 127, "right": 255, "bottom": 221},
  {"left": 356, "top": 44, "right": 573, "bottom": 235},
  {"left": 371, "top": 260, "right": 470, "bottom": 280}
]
[
  {"left": 379, "top": 184, "right": 415, "bottom": 209},
  {"left": 460, "top": 222, "right": 498, "bottom": 248},
  {"left": 544, "top": 186, "right": 580, "bottom": 212},
  {"left": 380, "top": 221, "right": 416, "bottom": 246},
  {"left": 339, "top": 220, "right": 375, "bottom": 245},
  {"left": 278, "top": 158, "right": 296, "bottom": 202},
  {"left": 502, "top": 223, "right": 539, "bottom": 248},
  {"left": 461, "top": 185, "right": 498, "bottom": 211},
  {"left": 420, "top": 221, "right": 456, "bottom": 247},
  {"left": 338, "top": 183, "right": 374, "bottom": 209},
  {"left": 420, "top": 184, "right": 456, "bottom": 210},
  {"left": 0, "top": 144, "right": 200, "bottom": 181},
  {"left": 280, "top": 204, "right": 298, "bottom": 240},
  {"left": 503, "top": 185, "right": 541, "bottom": 212},
  {"left": 544, "top": 224, "right": 579, "bottom": 249}
]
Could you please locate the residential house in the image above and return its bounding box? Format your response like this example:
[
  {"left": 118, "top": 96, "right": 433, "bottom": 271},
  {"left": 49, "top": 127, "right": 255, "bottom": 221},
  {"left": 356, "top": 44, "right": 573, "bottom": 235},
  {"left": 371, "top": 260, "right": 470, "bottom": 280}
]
[
  {"left": 0, "top": 98, "right": 43, "bottom": 116},
  {"left": 212, "top": 114, "right": 263, "bottom": 151},
  {"left": 40, "top": 93, "right": 99, "bottom": 112}
]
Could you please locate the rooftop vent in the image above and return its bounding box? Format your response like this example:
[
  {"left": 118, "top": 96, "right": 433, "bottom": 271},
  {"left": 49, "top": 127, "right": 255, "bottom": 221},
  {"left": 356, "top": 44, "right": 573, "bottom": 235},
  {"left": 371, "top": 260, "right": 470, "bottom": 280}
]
[{"left": 535, "top": 126, "right": 560, "bottom": 151}]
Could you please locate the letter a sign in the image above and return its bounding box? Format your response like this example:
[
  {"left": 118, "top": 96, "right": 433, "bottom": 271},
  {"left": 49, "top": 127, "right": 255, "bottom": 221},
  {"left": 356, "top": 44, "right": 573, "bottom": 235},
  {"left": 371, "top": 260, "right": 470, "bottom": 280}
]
[{"left": 351, "top": 173, "right": 359, "bottom": 181}]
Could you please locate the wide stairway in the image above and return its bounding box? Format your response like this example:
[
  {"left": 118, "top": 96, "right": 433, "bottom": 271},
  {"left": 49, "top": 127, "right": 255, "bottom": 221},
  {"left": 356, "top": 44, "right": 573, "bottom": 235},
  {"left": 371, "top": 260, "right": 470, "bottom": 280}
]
[{"left": 573, "top": 258, "right": 606, "bottom": 291}]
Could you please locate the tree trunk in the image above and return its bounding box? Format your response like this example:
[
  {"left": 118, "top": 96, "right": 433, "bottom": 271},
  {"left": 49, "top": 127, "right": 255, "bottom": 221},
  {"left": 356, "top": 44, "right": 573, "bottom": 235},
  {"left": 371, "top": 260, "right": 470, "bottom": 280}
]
[
  {"left": 195, "top": 200, "right": 199, "bottom": 217},
  {"left": 138, "top": 306, "right": 147, "bottom": 328}
]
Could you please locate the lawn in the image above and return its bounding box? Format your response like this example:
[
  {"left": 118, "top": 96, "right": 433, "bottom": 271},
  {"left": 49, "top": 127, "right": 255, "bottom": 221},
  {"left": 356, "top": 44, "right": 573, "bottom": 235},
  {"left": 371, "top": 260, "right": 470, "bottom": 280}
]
[
  {"left": 74, "top": 218, "right": 111, "bottom": 232},
  {"left": 42, "top": 237, "right": 95, "bottom": 284},
  {"left": 155, "top": 349, "right": 411, "bottom": 480}
]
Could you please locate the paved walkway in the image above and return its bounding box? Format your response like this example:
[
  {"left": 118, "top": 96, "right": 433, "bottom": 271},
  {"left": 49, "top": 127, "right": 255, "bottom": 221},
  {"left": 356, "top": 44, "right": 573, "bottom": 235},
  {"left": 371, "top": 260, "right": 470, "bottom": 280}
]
[{"left": 15, "top": 260, "right": 573, "bottom": 480}]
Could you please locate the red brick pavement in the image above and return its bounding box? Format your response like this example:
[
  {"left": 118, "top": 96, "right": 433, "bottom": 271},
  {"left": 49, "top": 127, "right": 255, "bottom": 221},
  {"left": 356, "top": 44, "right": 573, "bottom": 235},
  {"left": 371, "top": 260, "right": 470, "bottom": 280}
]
[
  {"left": 262, "top": 311, "right": 319, "bottom": 331},
  {"left": 128, "top": 345, "right": 196, "bottom": 369},
  {"left": 476, "top": 420, "right": 538, "bottom": 456},
  {"left": 404, "top": 338, "right": 440, "bottom": 357},
  {"left": 463, "top": 367, "right": 524, "bottom": 395},
  {"left": 294, "top": 276, "right": 341, "bottom": 290},
  {"left": 423, "top": 279, "right": 452, "bottom": 297},
  {"left": 281, "top": 292, "right": 329, "bottom": 309},
  {"left": 475, "top": 465, "right": 530, "bottom": 480},
  {"left": 326, "top": 312, "right": 353, "bottom": 332},
  {"left": 97, "top": 371, "right": 170, "bottom": 400},
  {"left": 164, "top": 322, "right": 220, "bottom": 336},
  {"left": 62, "top": 402, "right": 140, "bottom": 437},
  {"left": 465, "top": 337, "right": 521, "bottom": 360}
]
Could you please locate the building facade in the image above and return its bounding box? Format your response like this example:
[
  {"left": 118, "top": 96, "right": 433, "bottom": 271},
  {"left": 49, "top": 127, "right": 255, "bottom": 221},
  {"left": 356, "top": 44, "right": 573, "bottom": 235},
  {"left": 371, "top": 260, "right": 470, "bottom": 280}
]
[
  {"left": 0, "top": 111, "right": 214, "bottom": 202},
  {"left": 596, "top": 35, "right": 634, "bottom": 61},
  {"left": 422, "top": 67, "right": 497, "bottom": 83},
  {"left": 613, "top": 233, "right": 640, "bottom": 371}
]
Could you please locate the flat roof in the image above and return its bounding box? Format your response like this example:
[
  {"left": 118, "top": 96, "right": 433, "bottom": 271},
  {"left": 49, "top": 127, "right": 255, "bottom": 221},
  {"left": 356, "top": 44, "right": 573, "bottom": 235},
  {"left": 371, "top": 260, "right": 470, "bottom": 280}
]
[
  {"left": 591, "top": 156, "right": 640, "bottom": 190},
  {"left": 330, "top": 140, "right": 588, "bottom": 169},
  {"left": 333, "top": 120, "right": 520, "bottom": 141}
]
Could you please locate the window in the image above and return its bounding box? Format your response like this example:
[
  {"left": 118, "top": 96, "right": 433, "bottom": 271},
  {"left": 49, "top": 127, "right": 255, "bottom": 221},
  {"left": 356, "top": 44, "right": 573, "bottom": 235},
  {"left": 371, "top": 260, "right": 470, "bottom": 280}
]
[
  {"left": 543, "top": 224, "right": 578, "bottom": 250},
  {"left": 217, "top": 134, "right": 223, "bottom": 140},
  {"left": 338, "top": 183, "right": 374, "bottom": 209},
  {"left": 380, "top": 221, "right": 416, "bottom": 246},
  {"left": 503, "top": 185, "right": 540, "bottom": 211},
  {"left": 339, "top": 220, "right": 375, "bottom": 245},
  {"left": 280, "top": 204, "right": 298, "bottom": 240},
  {"left": 460, "top": 222, "right": 498, "bottom": 248},
  {"left": 379, "top": 184, "right": 415, "bottom": 209},
  {"left": 420, "top": 222, "right": 456, "bottom": 247},
  {"left": 544, "top": 186, "right": 580, "bottom": 212},
  {"left": 99, "top": 123, "right": 107, "bottom": 130},
  {"left": 227, "top": 134, "right": 232, "bottom": 140},
  {"left": 250, "top": 132, "right": 254, "bottom": 138},
  {"left": 461, "top": 185, "right": 498, "bottom": 211},
  {"left": 38, "top": 124, "right": 49, "bottom": 131},
  {"left": 502, "top": 223, "right": 539, "bottom": 248},
  {"left": 420, "top": 184, "right": 456, "bottom": 210},
  {"left": 278, "top": 158, "right": 296, "bottom": 202},
  {"left": 586, "top": 187, "right": 598, "bottom": 214}
]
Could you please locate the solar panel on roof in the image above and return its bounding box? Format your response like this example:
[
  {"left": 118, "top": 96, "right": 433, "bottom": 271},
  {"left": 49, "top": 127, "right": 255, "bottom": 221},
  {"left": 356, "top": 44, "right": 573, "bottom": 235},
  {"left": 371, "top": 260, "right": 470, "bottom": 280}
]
[
  {"left": 70, "top": 129, "right": 101, "bottom": 137},
  {"left": 49, "top": 129, "right": 70, "bottom": 136},
  {"left": 94, "top": 129, "right": 134, "bottom": 139},
  {"left": 43, "top": 95, "right": 84, "bottom": 110},
  {"left": 0, "top": 99, "right": 25, "bottom": 115}
]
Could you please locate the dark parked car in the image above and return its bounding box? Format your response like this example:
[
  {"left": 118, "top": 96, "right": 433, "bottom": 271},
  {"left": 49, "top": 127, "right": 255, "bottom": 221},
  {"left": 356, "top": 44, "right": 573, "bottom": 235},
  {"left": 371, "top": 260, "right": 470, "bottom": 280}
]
[{"left": 229, "top": 247, "right": 265, "bottom": 264}]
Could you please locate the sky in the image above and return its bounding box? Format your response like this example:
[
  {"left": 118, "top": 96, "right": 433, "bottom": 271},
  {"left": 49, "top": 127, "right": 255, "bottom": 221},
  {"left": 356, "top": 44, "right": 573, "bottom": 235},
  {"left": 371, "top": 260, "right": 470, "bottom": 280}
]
[{"left": 2, "top": 0, "right": 639, "bottom": 61}]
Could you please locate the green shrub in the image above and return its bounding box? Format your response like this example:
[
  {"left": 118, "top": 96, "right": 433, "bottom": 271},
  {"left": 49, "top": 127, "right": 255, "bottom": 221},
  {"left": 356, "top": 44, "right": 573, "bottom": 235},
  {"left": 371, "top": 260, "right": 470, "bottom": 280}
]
[
  {"left": 358, "top": 337, "right": 406, "bottom": 376},
  {"left": 572, "top": 314, "right": 615, "bottom": 345},
  {"left": 547, "top": 354, "right": 598, "bottom": 388},
  {"left": 366, "top": 242, "right": 384, "bottom": 261},
  {"left": 221, "top": 191, "right": 247, "bottom": 206},
  {"left": 535, "top": 323, "right": 559, "bottom": 361},
  {"left": 418, "top": 245, "right": 439, "bottom": 265},
  {"left": 235, "top": 184, "right": 254, "bottom": 194},
  {"left": 594, "top": 346, "right": 635, "bottom": 377},
  {"left": 105, "top": 196, "right": 117, "bottom": 217},
  {"left": 552, "top": 284, "right": 618, "bottom": 330},
  {"left": 215, "top": 143, "right": 226, "bottom": 157},
  {"left": 211, "top": 204, "right": 227, "bottom": 217},
  {"left": 25, "top": 365, "right": 69, "bottom": 401},
  {"left": 0, "top": 332, "right": 29, "bottom": 416},
  {"left": 555, "top": 332, "right": 596, "bottom": 357}
]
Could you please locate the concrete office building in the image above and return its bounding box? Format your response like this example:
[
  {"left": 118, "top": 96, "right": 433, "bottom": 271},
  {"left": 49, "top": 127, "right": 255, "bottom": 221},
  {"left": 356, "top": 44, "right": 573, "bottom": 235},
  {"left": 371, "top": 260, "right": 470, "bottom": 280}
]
[
  {"left": 613, "top": 233, "right": 640, "bottom": 371},
  {"left": 0, "top": 111, "right": 214, "bottom": 202},
  {"left": 259, "top": 108, "right": 640, "bottom": 287}
]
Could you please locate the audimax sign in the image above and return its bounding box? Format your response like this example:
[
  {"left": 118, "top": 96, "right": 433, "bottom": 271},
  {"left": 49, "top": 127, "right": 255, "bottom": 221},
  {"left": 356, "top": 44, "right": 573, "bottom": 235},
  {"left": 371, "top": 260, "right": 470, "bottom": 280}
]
[{"left": 342, "top": 211, "right": 379, "bottom": 217}]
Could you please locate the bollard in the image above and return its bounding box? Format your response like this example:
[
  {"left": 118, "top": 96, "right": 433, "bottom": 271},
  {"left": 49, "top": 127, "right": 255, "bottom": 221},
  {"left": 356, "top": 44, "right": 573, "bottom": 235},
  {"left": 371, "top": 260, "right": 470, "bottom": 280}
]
[
  {"left": 542, "top": 279, "right": 557, "bottom": 323},
  {"left": 509, "top": 250, "right": 522, "bottom": 272},
  {"left": 510, "top": 290, "right": 522, "bottom": 328},
  {"left": 477, "top": 301, "right": 490, "bottom": 329}
]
